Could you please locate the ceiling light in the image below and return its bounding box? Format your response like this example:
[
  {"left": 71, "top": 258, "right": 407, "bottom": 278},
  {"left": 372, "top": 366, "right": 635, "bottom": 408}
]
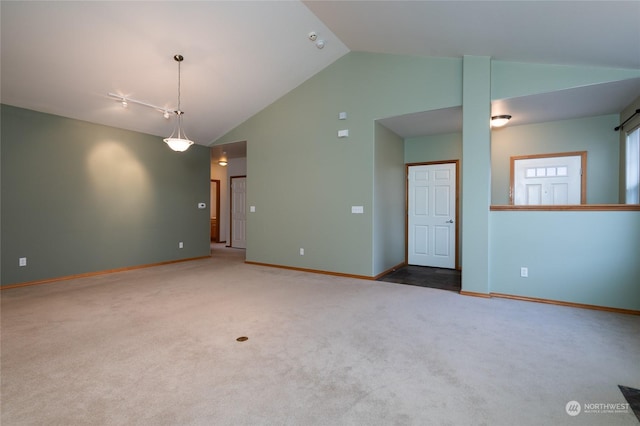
[
  {"left": 218, "top": 152, "right": 228, "bottom": 166},
  {"left": 491, "top": 115, "right": 512, "bottom": 127},
  {"left": 163, "top": 54, "right": 194, "bottom": 152},
  {"left": 108, "top": 93, "right": 171, "bottom": 119},
  {"left": 315, "top": 40, "right": 325, "bottom": 49}
]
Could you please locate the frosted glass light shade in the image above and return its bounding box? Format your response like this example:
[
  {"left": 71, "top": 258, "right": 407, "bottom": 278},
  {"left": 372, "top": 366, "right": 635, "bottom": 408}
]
[
  {"left": 164, "top": 137, "right": 194, "bottom": 152},
  {"left": 491, "top": 115, "right": 512, "bottom": 127}
]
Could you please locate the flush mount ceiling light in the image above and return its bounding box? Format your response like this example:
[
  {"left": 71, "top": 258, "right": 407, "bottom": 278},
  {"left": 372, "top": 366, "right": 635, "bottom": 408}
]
[
  {"left": 491, "top": 115, "right": 512, "bottom": 127},
  {"left": 163, "top": 54, "right": 194, "bottom": 152},
  {"left": 218, "top": 151, "right": 228, "bottom": 166}
]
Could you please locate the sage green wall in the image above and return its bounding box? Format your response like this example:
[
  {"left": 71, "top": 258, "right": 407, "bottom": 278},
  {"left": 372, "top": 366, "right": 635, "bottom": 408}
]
[
  {"left": 491, "top": 114, "right": 621, "bottom": 205},
  {"left": 487, "top": 62, "right": 640, "bottom": 310},
  {"left": 491, "top": 61, "right": 640, "bottom": 100},
  {"left": 373, "top": 122, "right": 405, "bottom": 275},
  {"left": 215, "top": 52, "right": 462, "bottom": 276},
  {"left": 490, "top": 211, "right": 640, "bottom": 311},
  {"left": 461, "top": 56, "right": 492, "bottom": 294},
  {"left": 1, "top": 105, "right": 211, "bottom": 286},
  {"left": 405, "top": 132, "right": 462, "bottom": 164},
  {"left": 213, "top": 51, "right": 638, "bottom": 310}
]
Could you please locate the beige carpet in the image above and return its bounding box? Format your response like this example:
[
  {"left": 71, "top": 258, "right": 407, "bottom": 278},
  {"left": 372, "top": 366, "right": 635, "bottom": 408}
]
[{"left": 2, "top": 244, "right": 639, "bottom": 425}]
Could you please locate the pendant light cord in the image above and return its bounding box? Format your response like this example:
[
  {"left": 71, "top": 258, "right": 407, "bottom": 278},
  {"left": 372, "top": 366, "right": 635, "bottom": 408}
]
[
  {"left": 162, "top": 53, "right": 193, "bottom": 151},
  {"left": 176, "top": 56, "right": 182, "bottom": 114}
]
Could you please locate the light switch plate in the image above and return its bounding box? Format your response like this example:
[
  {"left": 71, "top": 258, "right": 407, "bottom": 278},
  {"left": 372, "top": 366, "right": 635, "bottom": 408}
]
[
  {"left": 338, "top": 129, "right": 349, "bottom": 138},
  {"left": 250, "top": 206, "right": 256, "bottom": 212},
  {"left": 351, "top": 206, "right": 364, "bottom": 214},
  {"left": 338, "top": 112, "right": 347, "bottom": 120}
]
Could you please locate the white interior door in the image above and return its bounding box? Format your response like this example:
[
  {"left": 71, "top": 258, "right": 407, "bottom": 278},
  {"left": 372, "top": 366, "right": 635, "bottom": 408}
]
[
  {"left": 513, "top": 155, "right": 582, "bottom": 205},
  {"left": 231, "top": 176, "right": 246, "bottom": 249},
  {"left": 408, "top": 163, "right": 456, "bottom": 268}
]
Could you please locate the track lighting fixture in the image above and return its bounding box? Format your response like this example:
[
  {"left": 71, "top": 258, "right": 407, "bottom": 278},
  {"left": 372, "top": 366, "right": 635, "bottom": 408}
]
[
  {"left": 107, "top": 54, "right": 196, "bottom": 152},
  {"left": 108, "top": 93, "right": 171, "bottom": 119}
]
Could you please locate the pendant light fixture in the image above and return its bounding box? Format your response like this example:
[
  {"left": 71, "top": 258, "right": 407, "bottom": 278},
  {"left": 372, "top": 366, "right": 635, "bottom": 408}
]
[{"left": 164, "top": 54, "right": 194, "bottom": 152}]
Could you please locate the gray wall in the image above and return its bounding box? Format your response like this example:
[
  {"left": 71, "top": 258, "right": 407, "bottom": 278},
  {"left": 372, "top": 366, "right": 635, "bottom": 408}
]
[{"left": 1, "top": 105, "right": 211, "bottom": 286}]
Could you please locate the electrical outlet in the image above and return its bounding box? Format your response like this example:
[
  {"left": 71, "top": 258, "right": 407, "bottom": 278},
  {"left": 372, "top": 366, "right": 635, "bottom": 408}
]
[
  {"left": 520, "top": 267, "right": 528, "bottom": 278},
  {"left": 179, "top": 242, "right": 184, "bottom": 249},
  {"left": 19, "top": 257, "right": 27, "bottom": 267},
  {"left": 299, "top": 248, "right": 304, "bottom": 256}
]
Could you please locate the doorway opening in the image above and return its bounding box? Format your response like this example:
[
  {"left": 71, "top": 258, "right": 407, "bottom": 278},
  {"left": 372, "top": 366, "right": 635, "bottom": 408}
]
[
  {"left": 210, "top": 179, "right": 220, "bottom": 243},
  {"left": 406, "top": 161, "right": 459, "bottom": 269},
  {"left": 379, "top": 160, "right": 461, "bottom": 292}
]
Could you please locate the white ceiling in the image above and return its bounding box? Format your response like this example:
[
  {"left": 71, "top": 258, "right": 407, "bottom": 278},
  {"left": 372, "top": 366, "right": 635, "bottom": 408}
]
[
  {"left": 2, "top": 1, "right": 639, "bottom": 156},
  {"left": 0, "top": 1, "right": 348, "bottom": 149},
  {"left": 304, "top": 0, "right": 640, "bottom": 69}
]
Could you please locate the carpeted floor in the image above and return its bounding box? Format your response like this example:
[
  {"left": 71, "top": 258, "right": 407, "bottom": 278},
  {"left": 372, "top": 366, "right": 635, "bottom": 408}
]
[
  {"left": 2, "top": 244, "right": 639, "bottom": 425},
  {"left": 377, "top": 265, "right": 461, "bottom": 292}
]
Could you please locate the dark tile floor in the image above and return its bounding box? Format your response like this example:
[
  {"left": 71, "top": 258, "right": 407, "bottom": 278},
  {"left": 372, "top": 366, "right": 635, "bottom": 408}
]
[
  {"left": 377, "top": 265, "right": 461, "bottom": 292},
  {"left": 619, "top": 385, "right": 640, "bottom": 422}
]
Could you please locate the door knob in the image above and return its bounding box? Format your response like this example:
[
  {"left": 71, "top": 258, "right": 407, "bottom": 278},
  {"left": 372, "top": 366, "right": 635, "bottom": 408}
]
[{"left": 446, "top": 219, "right": 454, "bottom": 223}]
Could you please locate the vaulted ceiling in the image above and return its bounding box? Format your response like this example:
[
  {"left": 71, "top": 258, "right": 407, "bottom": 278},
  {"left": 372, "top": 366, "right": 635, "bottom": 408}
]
[{"left": 2, "top": 1, "right": 639, "bottom": 153}]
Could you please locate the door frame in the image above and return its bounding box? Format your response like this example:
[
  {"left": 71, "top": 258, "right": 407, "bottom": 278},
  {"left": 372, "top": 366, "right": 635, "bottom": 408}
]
[
  {"left": 210, "top": 179, "right": 220, "bottom": 242},
  {"left": 229, "top": 175, "right": 247, "bottom": 248},
  {"left": 405, "top": 160, "right": 460, "bottom": 269}
]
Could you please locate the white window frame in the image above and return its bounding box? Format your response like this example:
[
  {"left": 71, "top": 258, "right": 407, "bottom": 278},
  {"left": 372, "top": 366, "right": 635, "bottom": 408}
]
[{"left": 626, "top": 126, "right": 640, "bottom": 204}]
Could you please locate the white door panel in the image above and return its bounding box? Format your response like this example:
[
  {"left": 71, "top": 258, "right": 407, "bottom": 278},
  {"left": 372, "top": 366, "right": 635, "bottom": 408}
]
[
  {"left": 231, "top": 177, "right": 246, "bottom": 249},
  {"left": 408, "top": 163, "right": 456, "bottom": 268},
  {"left": 514, "top": 156, "right": 581, "bottom": 205}
]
